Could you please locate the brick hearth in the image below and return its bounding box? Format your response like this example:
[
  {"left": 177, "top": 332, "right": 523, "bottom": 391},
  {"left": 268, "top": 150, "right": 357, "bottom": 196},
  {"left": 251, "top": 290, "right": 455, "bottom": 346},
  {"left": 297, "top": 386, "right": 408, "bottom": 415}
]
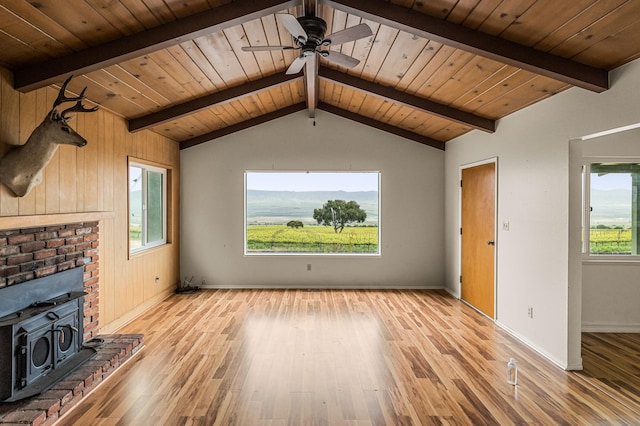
[{"left": 0, "top": 334, "right": 143, "bottom": 426}]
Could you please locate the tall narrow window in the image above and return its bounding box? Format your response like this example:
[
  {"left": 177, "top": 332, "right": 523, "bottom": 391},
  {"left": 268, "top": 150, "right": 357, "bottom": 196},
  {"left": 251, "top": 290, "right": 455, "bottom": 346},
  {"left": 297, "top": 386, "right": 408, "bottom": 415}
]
[{"left": 129, "top": 161, "right": 167, "bottom": 254}]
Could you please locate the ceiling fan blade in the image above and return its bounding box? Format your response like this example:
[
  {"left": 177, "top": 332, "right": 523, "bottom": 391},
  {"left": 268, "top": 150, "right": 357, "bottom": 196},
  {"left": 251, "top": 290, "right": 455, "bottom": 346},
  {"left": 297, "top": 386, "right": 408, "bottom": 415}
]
[
  {"left": 242, "top": 45, "right": 296, "bottom": 52},
  {"left": 286, "top": 56, "right": 307, "bottom": 74},
  {"left": 325, "top": 23, "right": 372, "bottom": 45},
  {"left": 278, "top": 13, "right": 307, "bottom": 43},
  {"left": 323, "top": 51, "right": 361, "bottom": 69}
]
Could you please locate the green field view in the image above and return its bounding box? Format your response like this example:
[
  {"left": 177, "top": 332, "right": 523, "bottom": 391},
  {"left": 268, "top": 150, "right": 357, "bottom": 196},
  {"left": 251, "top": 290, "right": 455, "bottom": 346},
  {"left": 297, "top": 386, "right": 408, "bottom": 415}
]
[
  {"left": 590, "top": 228, "right": 632, "bottom": 254},
  {"left": 247, "top": 225, "right": 379, "bottom": 253}
]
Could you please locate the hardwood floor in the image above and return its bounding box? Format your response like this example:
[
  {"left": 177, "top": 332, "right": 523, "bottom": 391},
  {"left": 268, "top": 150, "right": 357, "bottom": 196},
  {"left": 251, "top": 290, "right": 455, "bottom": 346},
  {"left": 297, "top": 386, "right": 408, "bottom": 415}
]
[
  {"left": 578, "top": 332, "right": 640, "bottom": 414},
  {"left": 57, "top": 289, "right": 640, "bottom": 425}
]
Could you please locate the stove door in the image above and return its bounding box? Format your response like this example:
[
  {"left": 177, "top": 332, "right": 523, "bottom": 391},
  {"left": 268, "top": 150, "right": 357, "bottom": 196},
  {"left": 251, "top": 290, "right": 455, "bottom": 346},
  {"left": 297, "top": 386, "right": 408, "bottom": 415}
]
[
  {"left": 20, "top": 322, "right": 54, "bottom": 388},
  {"left": 53, "top": 310, "right": 80, "bottom": 367}
]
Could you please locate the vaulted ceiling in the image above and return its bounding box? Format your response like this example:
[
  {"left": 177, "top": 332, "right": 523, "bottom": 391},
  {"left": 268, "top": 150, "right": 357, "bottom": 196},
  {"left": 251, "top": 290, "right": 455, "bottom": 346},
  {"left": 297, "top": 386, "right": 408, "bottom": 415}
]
[{"left": 2, "top": 0, "right": 640, "bottom": 151}]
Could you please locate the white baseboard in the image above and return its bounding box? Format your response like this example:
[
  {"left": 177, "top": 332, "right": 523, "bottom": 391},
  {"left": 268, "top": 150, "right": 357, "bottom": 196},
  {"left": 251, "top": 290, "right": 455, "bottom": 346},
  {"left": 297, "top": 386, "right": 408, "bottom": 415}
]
[
  {"left": 199, "top": 284, "right": 445, "bottom": 290},
  {"left": 582, "top": 322, "right": 640, "bottom": 333},
  {"left": 495, "top": 320, "right": 572, "bottom": 370},
  {"left": 443, "top": 287, "right": 460, "bottom": 298}
]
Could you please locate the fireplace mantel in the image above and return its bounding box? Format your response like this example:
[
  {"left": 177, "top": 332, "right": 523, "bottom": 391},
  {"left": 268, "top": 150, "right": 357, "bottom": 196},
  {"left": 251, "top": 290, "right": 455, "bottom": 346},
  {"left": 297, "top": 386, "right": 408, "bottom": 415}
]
[{"left": 0, "top": 212, "right": 114, "bottom": 232}]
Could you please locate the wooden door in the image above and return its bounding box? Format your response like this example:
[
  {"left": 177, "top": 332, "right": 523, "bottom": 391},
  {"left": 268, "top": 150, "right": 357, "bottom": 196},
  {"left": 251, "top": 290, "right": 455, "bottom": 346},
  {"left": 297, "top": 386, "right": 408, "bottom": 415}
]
[{"left": 461, "top": 163, "right": 496, "bottom": 318}]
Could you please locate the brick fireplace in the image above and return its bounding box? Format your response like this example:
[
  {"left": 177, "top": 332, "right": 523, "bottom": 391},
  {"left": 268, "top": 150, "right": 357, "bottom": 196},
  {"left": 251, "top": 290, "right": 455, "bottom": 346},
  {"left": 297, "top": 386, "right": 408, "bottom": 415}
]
[
  {"left": 0, "top": 222, "right": 100, "bottom": 342},
  {"left": 0, "top": 221, "right": 143, "bottom": 425}
]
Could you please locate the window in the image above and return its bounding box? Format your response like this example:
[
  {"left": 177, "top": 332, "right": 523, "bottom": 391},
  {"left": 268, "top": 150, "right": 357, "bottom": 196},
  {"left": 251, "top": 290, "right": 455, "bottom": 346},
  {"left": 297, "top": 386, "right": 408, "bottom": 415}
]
[
  {"left": 584, "top": 162, "right": 640, "bottom": 256},
  {"left": 245, "top": 171, "right": 380, "bottom": 255},
  {"left": 129, "top": 161, "right": 167, "bottom": 254}
]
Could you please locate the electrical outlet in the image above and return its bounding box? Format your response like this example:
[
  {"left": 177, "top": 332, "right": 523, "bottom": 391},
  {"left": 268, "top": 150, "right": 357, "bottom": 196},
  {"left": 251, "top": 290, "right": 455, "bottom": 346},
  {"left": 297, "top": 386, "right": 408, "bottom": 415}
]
[
  {"left": 307, "top": 264, "right": 312, "bottom": 271},
  {"left": 503, "top": 221, "right": 510, "bottom": 231},
  {"left": 527, "top": 307, "right": 534, "bottom": 318}
]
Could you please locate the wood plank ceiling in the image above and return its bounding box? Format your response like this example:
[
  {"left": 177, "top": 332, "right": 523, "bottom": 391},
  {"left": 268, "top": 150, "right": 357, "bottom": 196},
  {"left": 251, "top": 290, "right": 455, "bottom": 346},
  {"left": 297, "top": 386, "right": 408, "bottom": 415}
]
[{"left": 1, "top": 0, "right": 640, "bottom": 151}]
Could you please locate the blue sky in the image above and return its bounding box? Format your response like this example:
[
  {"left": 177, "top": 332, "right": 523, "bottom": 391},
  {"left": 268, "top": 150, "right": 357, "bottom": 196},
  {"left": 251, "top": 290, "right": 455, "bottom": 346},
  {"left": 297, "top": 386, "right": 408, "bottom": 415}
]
[
  {"left": 246, "top": 172, "right": 379, "bottom": 192},
  {"left": 591, "top": 172, "right": 631, "bottom": 191}
]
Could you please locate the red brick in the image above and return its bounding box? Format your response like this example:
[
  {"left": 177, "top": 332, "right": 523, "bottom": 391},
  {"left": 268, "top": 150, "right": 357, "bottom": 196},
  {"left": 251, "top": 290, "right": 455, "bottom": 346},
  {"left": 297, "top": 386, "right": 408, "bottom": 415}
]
[
  {"left": 83, "top": 248, "right": 98, "bottom": 257},
  {"left": 22, "top": 227, "right": 44, "bottom": 233},
  {"left": 42, "top": 412, "right": 60, "bottom": 426},
  {"left": 7, "top": 252, "right": 34, "bottom": 265},
  {"left": 21, "top": 240, "right": 46, "bottom": 253},
  {"left": 8, "top": 271, "right": 35, "bottom": 285},
  {"left": 34, "top": 248, "right": 57, "bottom": 260},
  {"left": 0, "top": 265, "right": 20, "bottom": 278},
  {"left": 0, "top": 245, "right": 20, "bottom": 256},
  {"left": 84, "top": 263, "right": 99, "bottom": 272},
  {"left": 57, "top": 245, "right": 76, "bottom": 255},
  {"left": 21, "top": 260, "right": 45, "bottom": 272},
  {"left": 65, "top": 236, "right": 83, "bottom": 245},
  {"left": 0, "top": 229, "right": 19, "bottom": 237},
  {"left": 46, "top": 225, "right": 65, "bottom": 231},
  {"left": 36, "top": 231, "right": 58, "bottom": 241},
  {"left": 7, "top": 233, "right": 35, "bottom": 245},
  {"left": 46, "top": 238, "right": 65, "bottom": 248},
  {"left": 83, "top": 233, "right": 99, "bottom": 242},
  {"left": 75, "top": 241, "right": 92, "bottom": 251},
  {"left": 44, "top": 254, "right": 66, "bottom": 267},
  {"left": 45, "top": 389, "right": 74, "bottom": 406},
  {"left": 0, "top": 237, "right": 6, "bottom": 246},
  {"left": 1, "top": 409, "right": 47, "bottom": 425},
  {"left": 22, "top": 398, "right": 61, "bottom": 417},
  {"left": 57, "top": 261, "right": 75, "bottom": 271},
  {"left": 75, "top": 227, "right": 93, "bottom": 235},
  {"left": 35, "top": 266, "right": 58, "bottom": 278},
  {"left": 58, "top": 229, "right": 75, "bottom": 238},
  {"left": 66, "top": 252, "right": 83, "bottom": 262}
]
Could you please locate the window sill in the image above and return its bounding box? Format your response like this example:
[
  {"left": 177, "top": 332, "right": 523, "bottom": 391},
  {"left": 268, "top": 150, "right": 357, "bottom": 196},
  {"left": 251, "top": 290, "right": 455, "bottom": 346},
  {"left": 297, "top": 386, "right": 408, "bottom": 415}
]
[
  {"left": 582, "top": 256, "right": 640, "bottom": 265},
  {"left": 129, "top": 242, "right": 172, "bottom": 259}
]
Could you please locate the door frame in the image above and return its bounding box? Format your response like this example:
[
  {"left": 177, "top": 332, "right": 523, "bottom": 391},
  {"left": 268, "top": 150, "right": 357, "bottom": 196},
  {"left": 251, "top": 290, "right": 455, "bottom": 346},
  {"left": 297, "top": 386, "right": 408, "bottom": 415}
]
[{"left": 459, "top": 157, "right": 499, "bottom": 320}]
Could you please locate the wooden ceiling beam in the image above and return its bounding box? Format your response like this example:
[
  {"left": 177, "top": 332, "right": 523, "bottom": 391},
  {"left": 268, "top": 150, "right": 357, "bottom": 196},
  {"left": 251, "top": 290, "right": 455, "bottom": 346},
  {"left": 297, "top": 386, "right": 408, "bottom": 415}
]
[
  {"left": 180, "top": 103, "right": 307, "bottom": 150},
  {"left": 129, "top": 73, "right": 302, "bottom": 132},
  {"left": 318, "top": 102, "right": 445, "bottom": 150},
  {"left": 304, "top": 55, "right": 319, "bottom": 118},
  {"left": 323, "top": 0, "right": 609, "bottom": 92},
  {"left": 13, "top": 0, "right": 299, "bottom": 92},
  {"left": 318, "top": 67, "right": 494, "bottom": 133}
]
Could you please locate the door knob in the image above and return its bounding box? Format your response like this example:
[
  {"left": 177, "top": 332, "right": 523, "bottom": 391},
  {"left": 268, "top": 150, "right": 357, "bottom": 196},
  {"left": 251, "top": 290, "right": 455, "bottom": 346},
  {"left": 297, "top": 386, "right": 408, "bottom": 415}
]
[{"left": 487, "top": 240, "right": 495, "bottom": 246}]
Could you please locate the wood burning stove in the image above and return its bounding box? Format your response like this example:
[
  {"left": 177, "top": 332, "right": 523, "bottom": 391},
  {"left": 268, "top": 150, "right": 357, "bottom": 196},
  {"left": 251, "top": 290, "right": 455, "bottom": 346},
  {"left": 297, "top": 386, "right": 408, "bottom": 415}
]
[{"left": 0, "top": 268, "right": 94, "bottom": 402}]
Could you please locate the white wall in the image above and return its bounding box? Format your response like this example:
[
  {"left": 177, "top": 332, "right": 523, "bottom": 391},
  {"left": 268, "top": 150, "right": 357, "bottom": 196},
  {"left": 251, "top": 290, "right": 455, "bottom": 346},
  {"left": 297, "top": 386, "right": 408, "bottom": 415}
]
[
  {"left": 444, "top": 58, "right": 640, "bottom": 369},
  {"left": 180, "top": 110, "right": 444, "bottom": 289}
]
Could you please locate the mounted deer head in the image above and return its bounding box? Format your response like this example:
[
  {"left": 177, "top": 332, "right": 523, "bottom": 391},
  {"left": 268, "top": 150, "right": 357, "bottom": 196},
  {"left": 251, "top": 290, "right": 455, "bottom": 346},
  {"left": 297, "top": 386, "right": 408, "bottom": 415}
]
[{"left": 0, "top": 76, "right": 98, "bottom": 197}]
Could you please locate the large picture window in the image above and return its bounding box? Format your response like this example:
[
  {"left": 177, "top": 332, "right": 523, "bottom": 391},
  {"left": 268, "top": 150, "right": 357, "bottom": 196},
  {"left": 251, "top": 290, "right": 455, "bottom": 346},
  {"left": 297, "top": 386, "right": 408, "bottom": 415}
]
[
  {"left": 245, "top": 171, "right": 380, "bottom": 255},
  {"left": 584, "top": 162, "right": 640, "bottom": 256},
  {"left": 129, "top": 161, "right": 167, "bottom": 254}
]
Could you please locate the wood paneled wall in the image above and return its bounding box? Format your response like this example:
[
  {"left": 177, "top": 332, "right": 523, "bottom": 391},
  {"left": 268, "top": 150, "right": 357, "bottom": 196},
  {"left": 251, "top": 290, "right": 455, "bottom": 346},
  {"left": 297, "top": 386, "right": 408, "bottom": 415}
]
[{"left": 0, "top": 68, "right": 180, "bottom": 333}]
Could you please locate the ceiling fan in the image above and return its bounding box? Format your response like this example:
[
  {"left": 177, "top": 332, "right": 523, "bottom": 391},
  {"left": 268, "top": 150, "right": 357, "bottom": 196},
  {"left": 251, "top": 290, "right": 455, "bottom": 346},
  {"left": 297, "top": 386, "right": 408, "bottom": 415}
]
[{"left": 242, "top": 13, "right": 373, "bottom": 74}]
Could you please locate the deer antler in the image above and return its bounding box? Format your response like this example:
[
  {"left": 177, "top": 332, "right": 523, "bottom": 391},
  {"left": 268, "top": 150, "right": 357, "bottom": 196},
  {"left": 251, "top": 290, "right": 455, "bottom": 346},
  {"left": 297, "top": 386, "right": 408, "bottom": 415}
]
[
  {"left": 52, "top": 76, "right": 80, "bottom": 109},
  {"left": 60, "top": 87, "right": 99, "bottom": 120},
  {"left": 49, "top": 76, "right": 99, "bottom": 121}
]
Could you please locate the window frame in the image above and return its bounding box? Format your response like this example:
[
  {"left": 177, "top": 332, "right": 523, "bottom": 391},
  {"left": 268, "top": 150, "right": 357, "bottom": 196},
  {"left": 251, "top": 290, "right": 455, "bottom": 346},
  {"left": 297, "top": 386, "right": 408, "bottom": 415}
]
[
  {"left": 244, "top": 170, "right": 381, "bottom": 256},
  {"left": 582, "top": 159, "right": 640, "bottom": 260},
  {"left": 128, "top": 159, "right": 168, "bottom": 255}
]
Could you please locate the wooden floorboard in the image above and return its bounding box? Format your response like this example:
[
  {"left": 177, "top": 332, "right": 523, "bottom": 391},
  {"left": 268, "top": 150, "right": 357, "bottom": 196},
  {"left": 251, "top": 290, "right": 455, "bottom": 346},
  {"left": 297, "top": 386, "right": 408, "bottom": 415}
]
[{"left": 57, "top": 289, "right": 640, "bottom": 425}]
